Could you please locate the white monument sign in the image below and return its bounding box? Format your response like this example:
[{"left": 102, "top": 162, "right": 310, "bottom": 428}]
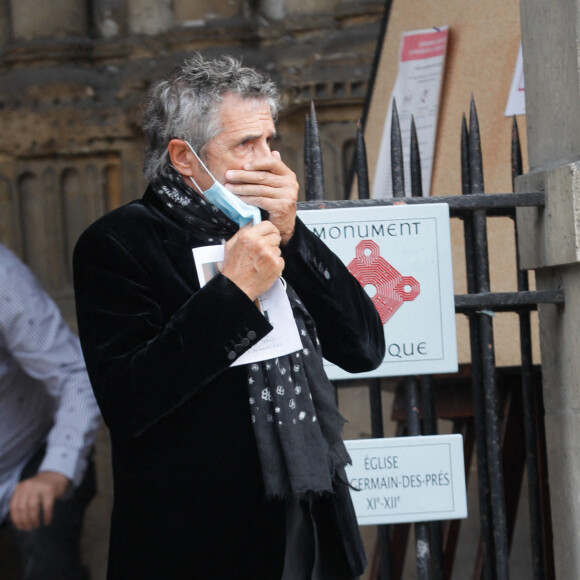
[
  {"left": 344, "top": 434, "right": 467, "bottom": 525},
  {"left": 298, "top": 203, "right": 457, "bottom": 379}
]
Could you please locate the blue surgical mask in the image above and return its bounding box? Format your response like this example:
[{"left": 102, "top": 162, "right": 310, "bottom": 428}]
[{"left": 185, "top": 142, "right": 261, "bottom": 228}]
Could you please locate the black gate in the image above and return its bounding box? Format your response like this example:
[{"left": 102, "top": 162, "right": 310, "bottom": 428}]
[{"left": 300, "top": 98, "right": 562, "bottom": 580}]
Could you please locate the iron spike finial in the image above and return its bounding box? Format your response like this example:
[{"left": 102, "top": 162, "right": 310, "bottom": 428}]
[
  {"left": 410, "top": 115, "right": 423, "bottom": 197},
  {"left": 355, "top": 118, "right": 370, "bottom": 200},
  {"left": 511, "top": 115, "right": 523, "bottom": 192},
  {"left": 308, "top": 100, "right": 325, "bottom": 201},
  {"left": 390, "top": 98, "right": 405, "bottom": 198},
  {"left": 468, "top": 97, "right": 484, "bottom": 194},
  {"left": 304, "top": 114, "right": 314, "bottom": 201},
  {"left": 461, "top": 113, "right": 471, "bottom": 196}
]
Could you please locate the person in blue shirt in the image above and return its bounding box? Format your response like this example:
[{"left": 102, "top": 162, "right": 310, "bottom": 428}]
[{"left": 0, "top": 243, "right": 101, "bottom": 579}]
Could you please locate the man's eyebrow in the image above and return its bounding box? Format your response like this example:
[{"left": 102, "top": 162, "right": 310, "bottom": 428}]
[
  {"left": 240, "top": 133, "right": 262, "bottom": 142},
  {"left": 238, "top": 130, "right": 278, "bottom": 143}
]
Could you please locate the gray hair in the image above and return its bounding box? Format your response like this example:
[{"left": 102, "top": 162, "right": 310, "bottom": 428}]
[{"left": 142, "top": 53, "right": 281, "bottom": 181}]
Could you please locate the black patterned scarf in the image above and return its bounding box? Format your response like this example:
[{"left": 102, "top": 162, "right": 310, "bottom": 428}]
[{"left": 151, "top": 169, "right": 352, "bottom": 499}]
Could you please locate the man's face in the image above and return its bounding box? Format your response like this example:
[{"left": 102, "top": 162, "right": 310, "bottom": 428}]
[{"left": 200, "top": 94, "right": 276, "bottom": 185}]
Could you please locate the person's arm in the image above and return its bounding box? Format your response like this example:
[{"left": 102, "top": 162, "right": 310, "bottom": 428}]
[
  {"left": 222, "top": 153, "right": 384, "bottom": 371},
  {"left": 9, "top": 472, "right": 69, "bottom": 530},
  {"left": 281, "top": 217, "right": 386, "bottom": 372},
  {"left": 73, "top": 222, "right": 274, "bottom": 440},
  {"left": 0, "top": 248, "right": 101, "bottom": 529}
]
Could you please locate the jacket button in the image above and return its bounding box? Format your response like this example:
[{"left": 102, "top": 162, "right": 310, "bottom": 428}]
[
  {"left": 227, "top": 351, "right": 236, "bottom": 361},
  {"left": 234, "top": 343, "right": 243, "bottom": 353},
  {"left": 247, "top": 330, "right": 257, "bottom": 340},
  {"left": 241, "top": 338, "right": 250, "bottom": 347}
]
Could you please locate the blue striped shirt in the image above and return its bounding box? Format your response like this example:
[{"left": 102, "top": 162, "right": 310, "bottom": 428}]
[{"left": 0, "top": 244, "right": 101, "bottom": 521}]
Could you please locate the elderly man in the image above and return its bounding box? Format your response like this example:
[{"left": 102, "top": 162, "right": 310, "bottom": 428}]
[{"left": 73, "top": 53, "right": 385, "bottom": 579}]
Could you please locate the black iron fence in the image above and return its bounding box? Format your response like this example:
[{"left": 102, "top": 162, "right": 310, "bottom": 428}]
[{"left": 300, "top": 99, "right": 562, "bottom": 580}]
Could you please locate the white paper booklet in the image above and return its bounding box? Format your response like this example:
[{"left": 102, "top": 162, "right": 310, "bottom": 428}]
[{"left": 192, "top": 244, "right": 303, "bottom": 366}]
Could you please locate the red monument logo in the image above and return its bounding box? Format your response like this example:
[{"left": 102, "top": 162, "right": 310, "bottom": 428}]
[{"left": 347, "top": 239, "right": 420, "bottom": 325}]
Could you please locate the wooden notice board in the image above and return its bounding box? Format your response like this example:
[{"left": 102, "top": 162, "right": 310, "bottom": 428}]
[{"left": 361, "top": 0, "right": 538, "bottom": 366}]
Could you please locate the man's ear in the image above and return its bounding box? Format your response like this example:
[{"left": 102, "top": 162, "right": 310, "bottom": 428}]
[{"left": 168, "top": 139, "right": 194, "bottom": 177}]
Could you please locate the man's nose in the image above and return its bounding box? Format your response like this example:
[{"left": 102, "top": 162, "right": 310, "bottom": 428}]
[{"left": 255, "top": 140, "right": 273, "bottom": 157}]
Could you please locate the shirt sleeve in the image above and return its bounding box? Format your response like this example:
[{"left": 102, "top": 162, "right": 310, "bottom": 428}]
[{"left": 0, "top": 248, "right": 101, "bottom": 486}]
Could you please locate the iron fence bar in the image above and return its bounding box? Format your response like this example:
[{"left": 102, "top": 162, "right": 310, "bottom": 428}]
[
  {"left": 304, "top": 112, "right": 314, "bottom": 200},
  {"left": 469, "top": 98, "right": 510, "bottom": 580},
  {"left": 405, "top": 374, "right": 430, "bottom": 580},
  {"left": 412, "top": 113, "right": 444, "bottom": 580},
  {"left": 420, "top": 374, "right": 445, "bottom": 580},
  {"left": 403, "top": 111, "right": 431, "bottom": 580},
  {"left": 511, "top": 117, "right": 547, "bottom": 580},
  {"left": 355, "top": 103, "right": 392, "bottom": 580},
  {"left": 357, "top": 126, "right": 386, "bottom": 441},
  {"left": 299, "top": 191, "right": 544, "bottom": 216},
  {"left": 307, "top": 101, "right": 325, "bottom": 201},
  {"left": 410, "top": 116, "right": 423, "bottom": 196},
  {"left": 454, "top": 290, "right": 564, "bottom": 313},
  {"left": 412, "top": 112, "right": 445, "bottom": 580},
  {"left": 356, "top": 119, "right": 371, "bottom": 201},
  {"left": 390, "top": 103, "right": 430, "bottom": 580},
  {"left": 403, "top": 374, "right": 425, "bottom": 432},
  {"left": 391, "top": 99, "right": 405, "bottom": 197},
  {"left": 461, "top": 112, "right": 496, "bottom": 580},
  {"left": 368, "top": 382, "right": 385, "bottom": 439},
  {"left": 510, "top": 117, "right": 522, "bottom": 193}
]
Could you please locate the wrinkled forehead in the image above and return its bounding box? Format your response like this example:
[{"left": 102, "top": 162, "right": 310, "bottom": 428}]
[{"left": 216, "top": 94, "right": 275, "bottom": 129}]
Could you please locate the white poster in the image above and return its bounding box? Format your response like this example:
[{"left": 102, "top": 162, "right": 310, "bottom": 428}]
[
  {"left": 298, "top": 203, "right": 457, "bottom": 380},
  {"left": 373, "top": 26, "right": 449, "bottom": 199},
  {"left": 504, "top": 43, "right": 525, "bottom": 117}
]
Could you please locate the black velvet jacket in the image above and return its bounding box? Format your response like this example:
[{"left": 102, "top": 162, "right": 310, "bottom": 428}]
[{"left": 73, "top": 187, "right": 385, "bottom": 579}]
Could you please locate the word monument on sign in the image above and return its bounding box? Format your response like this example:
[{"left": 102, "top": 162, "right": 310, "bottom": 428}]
[
  {"left": 298, "top": 203, "right": 457, "bottom": 379},
  {"left": 344, "top": 435, "right": 468, "bottom": 525}
]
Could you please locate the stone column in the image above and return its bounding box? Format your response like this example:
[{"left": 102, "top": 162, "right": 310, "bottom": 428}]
[
  {"left": 128, "top": 0, "right": 173, "bottom": 36},
  {"left": 92, "top": 0, "right": 127, "bottom": 39},
  {"left": 517, "top": 1, "right": 580, "bottom": 577}
]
